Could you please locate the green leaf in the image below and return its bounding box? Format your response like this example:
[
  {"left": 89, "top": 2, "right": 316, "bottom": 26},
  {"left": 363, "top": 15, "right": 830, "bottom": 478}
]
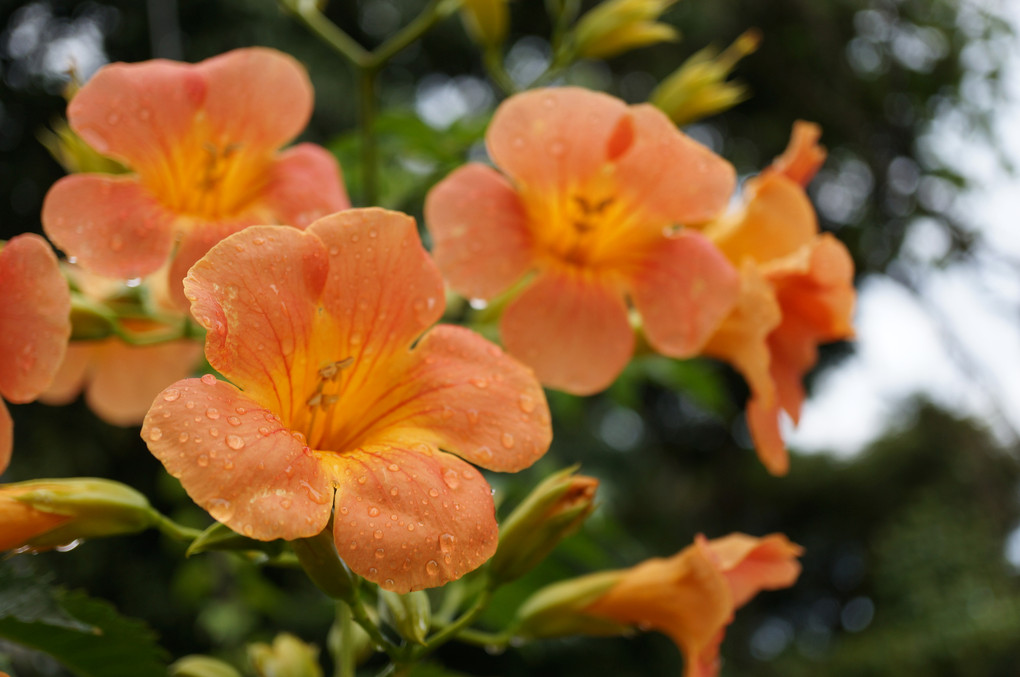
[{"left": 0, "top": 561, "right": 168, "bottom": 677}]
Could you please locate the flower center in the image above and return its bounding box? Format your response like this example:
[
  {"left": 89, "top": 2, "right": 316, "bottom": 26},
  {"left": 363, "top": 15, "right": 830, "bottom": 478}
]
[{"left": 303, "top": 357, "right": 355, "bottom": 449}]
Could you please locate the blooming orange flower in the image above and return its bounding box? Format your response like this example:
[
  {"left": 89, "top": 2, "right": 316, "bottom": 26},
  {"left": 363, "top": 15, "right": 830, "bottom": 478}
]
[
  {"left": 142, "top": 208, "right": 552, "bottom": 593},
  {"left": 0, "top": 234, "right": 71, "bottom": 475},
  {"left": 426, "top": 87, "right": 739, "bottom": 395},
  {"left": 702, "top": 122, "right": 855, "bottom": 474},
  {"left": 42, "top": 47, "right": 350, "bottom": 307},
  {"left": 585, "top": 533, "right": 802, "bottom": 677}
]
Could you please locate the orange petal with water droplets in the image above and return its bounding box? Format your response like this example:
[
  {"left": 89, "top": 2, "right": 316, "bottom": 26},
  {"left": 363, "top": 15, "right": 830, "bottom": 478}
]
[
  {"left": 69, "top": 48, "right": 311, "bottom": 171},
  {"left": 425, "top": 163, "right": 533, "bottom": 300},
  {"left": 328, "top": 444, "right": 497, "bottom": 594},
  {"left": 702, "top": 533, "right": 803, "bottom": 609},
  {"left": 0, "top": 234, "right": 71, "bottom": 403},
  {"left": 0, "top": 400, "right": 11, "bottom": 476},
  {"left": 702, "top": 264, "right": 782, "bottom": 410},
  {"left": 706, "top": 173, "right": 818, "bottom": 267},
  {"left": 367, "top": 325, "right": 551, "bottom": 473},
  {"left": 185, "top": 225, "right": 329, "bottom": 420},
  {"left": 768, "top": 121, "right": 826, "bottom": 187},
  {"left": 487, "top": 87, "right": 629, "bottom": 192},
  {"left": 42, "top": 174, "right": 175, "bottom": 279},
  {"left": 312, "top": 208, "right": 446, "bottom": 364},
  {"left": 143, "top": 377, "right": 332, "bottom": 541},
  {"left": 263, "top": 143, "right": 351, "bottom": 227},
  {"left": 628, "top": 230, "right": 739, "bottom": 358},
  {"left": 613, "top": 105, "right": 736, "bottom": 225},
  {"left": 501, "top": 270, "right": 633, "bottom": 395}
]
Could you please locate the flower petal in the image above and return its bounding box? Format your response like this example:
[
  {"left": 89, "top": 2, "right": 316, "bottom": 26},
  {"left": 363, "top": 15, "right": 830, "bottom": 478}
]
[
  {"left": 87, "top": 340, "right": 203, "bottom": 426},
  {"left": 363, "top": 325, "right": 551, "bottom": 472},
  {"left": 613, "top": 105, "right": 736, "bottom": 225},
  {"left": 706, "top": 173, "right": 818, "bottom": 266},
  {"left": 328, "top": 444, "right": 497, "bottom": 593},
  {"left": 311, "top": 208, "right": 446, "bottom": 365},
  {"left": 0, "top": 399, "right": 11, "bottom": 476},
  {"left": 424, "top": 163, "right": 533, "bottom": 300},
  {"left": 0, "top": 486, "right": 71, "bottom": 551},
  {"left": 263, "top": 143, "right": 351, "bottom": 228},
  {"left": 703, "top": 533, "right": 803, "bottom": 609},
  {"left": 702, "top": 264, "right": 782, "bottom": 409},
  {"left": 69, "top": 48, "right": 311, "bottom": 170},
  {"left": 39, "top": 343, "right": 94, "bottom": 405},
  {"left": 487, "top": 87, "right": 629, "bottom": 192},
  {"left": 185, "top": 225, "right": 329, "bottom": 421},
  {"left": 42, "top": 174, "right": 175, "bottom": 279},
  {"left": 501, "top": 270, "right": 633, "bottom": 395},
  {"left": 628, "top": 231, "right": 740, "bottom": 358},
  {"left": 0, "top": 234, "right": 71, "bottom": 403},
  {"left": 768, "top": 121, "right": 825, "bottom": 187},
  {"left": 746, "top": 396, "right": 789, "bottom": 476},
  {"left": 143, "top": 376, "right": 333, "bottom": 541}
]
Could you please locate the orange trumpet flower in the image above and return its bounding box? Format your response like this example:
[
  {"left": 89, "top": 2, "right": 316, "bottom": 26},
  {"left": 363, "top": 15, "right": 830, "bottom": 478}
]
[
  {"left": 42, "top": 47, "right": 349, "bottom": 307},
  {"left": 426, "top": 87, "right": 739, "bottom": 395},
  {"left": 142, "top": 208, "right": 552, "bottom": 593}
]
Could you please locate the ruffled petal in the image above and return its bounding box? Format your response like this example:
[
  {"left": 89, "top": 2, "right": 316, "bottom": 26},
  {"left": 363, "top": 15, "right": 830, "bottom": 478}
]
[
  {"left": 487, "top": 87, "right": 630, "bottom": 192},
  {"left": 424, "top": 163, "right": 534, "bottom": 299},
  {"left": 87, "top": 339, "right": 203, "bottom": 426},
  {"left": 613, "top": 105, "right": 736, "bottom": 225},
  {"left": 69, "top": 48, "right": 311, "bottom": 170},
  {"left": 184, "top": 225, "right": 329, "bottom": 421},
  {"left": 705, "top": 173, "right": 818, "bottom": 267},
  {"left": 357, "top": 325, "right": 550, "bottom": 472},
  {"left": 328, "top": 444, "right": 497, "bottom": 593},
  {"left": 768, "top": 121, "right": 825, "bottom": 187},
  {"left": 262, "top": 143, "right": 351, "bottom": 227},
  {"left": 501, "top": 270, "right": 633, "bottom": 395},
  {"left": 143, "top": 376, "right": 333, "bottom": 541},
  {"left": 702, "top": 264, "right": 782, "bottom": 409},
  {"left": 312, "top": 208, "right": 446, "bottom": 369},
  {"left": 42, "top": 174, "right": 175, "bottom": 279},
  {"left": 0, "top": 234, "right": 71, "bottom": 402},
  {"left": 703, "top": 533, "right": 803, "bottom": 609},
  {"left": 0, "top": 399, "right": 11, "bottom": 476},
  {"left": 628, "top": 231, "right": 739, "bottom": 358}
]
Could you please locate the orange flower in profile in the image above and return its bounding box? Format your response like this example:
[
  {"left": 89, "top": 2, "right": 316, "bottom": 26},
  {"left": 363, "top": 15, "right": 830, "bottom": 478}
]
[
  {"left": 0, "top": 234, "right": 71, "bottom": 474},
  {"left": 142, "top": 208, "right": 552, "bottom": 593},
  {"left": 585, "top": 533, "right": 802, "bottom": 677},
  {"left": 42, "top": 47, "right": 350, "bottom": 307},
  {"left": 702, "top": 122, "right": 855, "bottom": 474},
  {"left": 426, "top": 87, "right": 739, "bottom": 395}
]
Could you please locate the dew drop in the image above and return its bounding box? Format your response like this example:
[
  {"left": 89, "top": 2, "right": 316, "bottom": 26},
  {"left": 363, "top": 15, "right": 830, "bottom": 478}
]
[
  {"left": 467, "top": 409, "right": 480, "bottom": 424},
  {"left": 439, "top": 532, "right": 455, "bottom": 553},
  {"left": 227, "top": 416, "right": 241, "bottom": 427},
  {"left": 226, "top": 435, "right": 245, "bottom": 450},
  {"left": 501, "top": 432, "right": 515, "bottom": 449},
  {"left": 163, "top": 388, "right": 181, "bottom": 402},
  {"left": 442, "top": 469, "right": 460, "bottom": 489},
  {"left": 369, "top": 507, "right": 380, "bottom": 517},
  {"left": 197, "top": 454, "right": 209, "bottom": 467},
  {"left": 178, "top": 432, "right": 189, "bottom": 443},
  {"left": 428, "top": 488, "right": 439, "bottom": 498},
  {"left": 205, "top": 407, "right": 220, "bottom": 420},
  {"left": 390, "top": 487, "right": 399, "bottom": 497},
  {"left": 357, "top": 475, "right": 367, "bottom": 485},
  {"left": 470, "top": 377, "right": 488, "bottom": 389},
  {"left": 518, "top": 394, "right": 536, "bottom": 413},
  {"left": 375, "top": 548, "right": 386, "bottom": 559},
  {"left": 258, "top": 426, "right": 271, "bottom": 436},
  {"left": 374, "top": 529, "right": 384, "bottom": 540},
  {"left": 148, "top": 427, "right": 163, "bottom": 441},
  {"left": 388, "top": 463, "right": 400, "bottom": 472},
  {"left": 425, "top": 560, "right": 439, "bottom": 576},
  {"left": 476, "top": 446, "right": 494, "bottom": 462}
]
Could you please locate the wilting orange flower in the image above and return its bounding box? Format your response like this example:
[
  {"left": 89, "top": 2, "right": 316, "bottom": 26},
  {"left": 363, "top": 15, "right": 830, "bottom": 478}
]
[
  {"left": 0, "top": 234, "right": 71, "bottom": 474},
  {"left": 42, "top": 47, "right": 349, "bottom": 307},
  {"left": 702, "top": 122, "right": 855, "bottom": 474},
  {"left": 142, "top": 208, "right": 552, "bottom": 593},
  {"left": 585, "top": 533, "right": 802, "bottom": 677},
  {"left": 426, "top": 87, "right": 739, "bottom": 394}
]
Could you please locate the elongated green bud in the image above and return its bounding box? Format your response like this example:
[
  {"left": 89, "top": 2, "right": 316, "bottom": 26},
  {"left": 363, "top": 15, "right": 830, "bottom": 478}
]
[
  {"left": 292, "top": 527, "right": 358, "bottom": 603},
  {"left": 249, "top": 633, "right": 322, "bottom": 677},
  {"left": 378, "top": 589, "right": 431, "bottom": 645},
  {"left": 169, "top": 655, "right": 243, "bottom": 677}
]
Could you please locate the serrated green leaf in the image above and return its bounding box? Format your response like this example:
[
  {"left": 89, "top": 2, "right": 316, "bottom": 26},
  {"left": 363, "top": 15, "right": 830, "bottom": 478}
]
[{"left": 0, "top": 564, "right": 95, "bottom": 633}]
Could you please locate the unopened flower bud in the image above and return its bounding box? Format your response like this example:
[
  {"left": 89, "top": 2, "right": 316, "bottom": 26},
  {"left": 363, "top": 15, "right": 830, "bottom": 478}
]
[
  {"left": 460, "top": 0, "right": 510, "bottom": 49},
  {"left": 249, "top": 633, "right": 322, "bottom": 677},
  {"left": 169, "top": 655, "right": 243, "bottom": 677},
  {"left": 490, "top": 467, "right": 598, "bottom": 584},
  {"left": 571, "top": 0, "right": 679, "bottom": 61},
  {"left": 0, "top": 478, "right": 157, "bottom": 551},
  {"left": 378, "top": 589, "right": 431, "bottom": 645},
  {"left": 515, "top": 570, "right": 628, "bottom": 639},
  {"left": 292, "top": 527, "right": 358, "bottom": 603},
  {"left": 650, "top": 29, "right": 761, "bottom": 126}
]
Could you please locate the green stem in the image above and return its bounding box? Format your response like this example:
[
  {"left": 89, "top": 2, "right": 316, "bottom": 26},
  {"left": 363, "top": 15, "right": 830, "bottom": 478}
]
[
  {"left": 483, "top": 47, "right": 517, "bottom": 96},
  {"left": 365, "top": 0, "right": 453, "bottom": 70},
  {"left": 437, "top": 625, "right": 513, "bottom": 649},
  {"left": 150, "top": 512, "right": 204, "bottom": 541},
  {"left": 411, "top": 588, "right": 493, "bottom": 659},
  {"left": 359, "top": 68, "right": 379, "bottom": 206},
  {"left": 279, "top": 1, "right": 369, "bottom": 67},
  {"left": 332, "top": 602, "right": 357, "bottom": 677}
]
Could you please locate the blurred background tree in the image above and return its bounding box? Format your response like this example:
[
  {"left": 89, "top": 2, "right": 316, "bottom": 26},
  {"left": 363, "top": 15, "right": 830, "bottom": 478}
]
[{"left": 1, "top": 0, "right": 1018, "bottom": 675}]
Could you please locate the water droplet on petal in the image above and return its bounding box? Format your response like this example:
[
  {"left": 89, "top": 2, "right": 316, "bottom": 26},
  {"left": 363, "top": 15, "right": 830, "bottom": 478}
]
[
  {"left": 163, "top": 389, "right": 181, "bottom": 402},
  {"left": 475, "top": 446, "right": 493, "bottom": 463},
  {"left": 470, "top": 378, "right": 488, "bottom": 389},
  {"left": 388, "top": 463, "right": 399, "bottom": 472},
  {"left": 148, "top": 427, "right": 163, "bottom": 441},
  {"left": 426, "top": 560, "right": 439, "bottom": 576},
  {"left": 443, "top": 469, "right": 460, "bottom": 489},
  {"left": 227, "top": 416, "right": 241, "bottom": 426},
  {"left": 501, "top": 432, "right": 515, "bottom": 449},
  {"left": 200, "top": 374, "right": 217, "bottom": 386},
  {"left": 178, "top": 432, "right": 189, "bottom": 443},
  {"left": 197, "top": 454, "right": 209, "bottom": 467},
  {"left": 439, "top": 533, "right": 455, "bottom": 553},
  {"left": 226, "top": 435, "right": 245, "bottom": 450},
  {"left": 206, "top": 408, "right": 220, "bottom": 420},
  {"left": 428, "top": 488, "right": 439, "bottom": 498},
  {"left": 375, "top": 548, "right": 385, "bottom": 559},
  {"left": 374, "top": 530, "right": 384, "bottom": 540},
  {"left": 518, "top": 394, "right": 536, "bottom": 413},
  {"left": 369, "top": 507, "right": 380, "bottom": 517}
]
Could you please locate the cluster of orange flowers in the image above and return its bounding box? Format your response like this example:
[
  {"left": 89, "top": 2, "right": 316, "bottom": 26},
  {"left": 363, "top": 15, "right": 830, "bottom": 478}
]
[{"left": 1, "top": 47, "right": 855, "bottom": 675}]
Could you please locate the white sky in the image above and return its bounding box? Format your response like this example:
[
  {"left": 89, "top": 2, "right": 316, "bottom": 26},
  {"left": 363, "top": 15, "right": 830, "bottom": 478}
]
[{"left": 789, "top": 1, "right": 1020, "bottom": 457}]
